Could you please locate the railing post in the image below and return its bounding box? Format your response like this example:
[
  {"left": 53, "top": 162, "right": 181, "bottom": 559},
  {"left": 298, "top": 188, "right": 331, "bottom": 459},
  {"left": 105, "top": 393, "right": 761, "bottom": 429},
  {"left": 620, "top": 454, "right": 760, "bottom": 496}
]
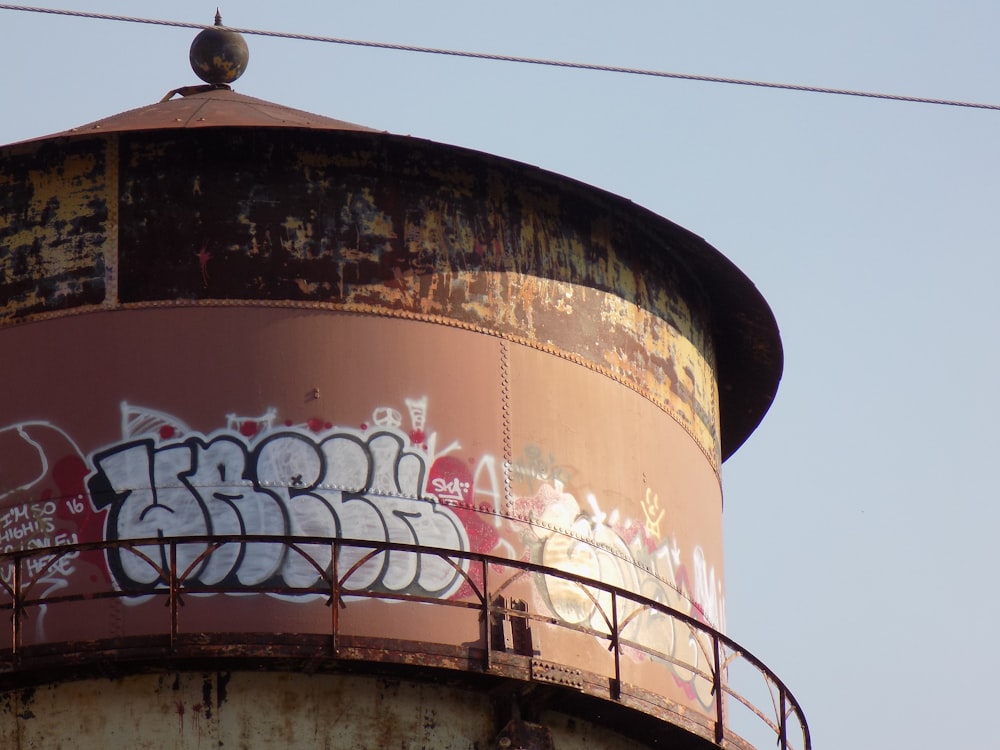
[
  {"left": 11, "top": 556, "right": 21, "bottom": 659},
  {"left": 330, "top": 540, "right": 340, "bottom": 656},
  {"left": 713, "top": 634, "right": 724, "bottom": 745},
  {"left": 779, "top": 688, "right": 788, "bottom": 750},
  {"left": 610, "top": 590, "right": 621, "bottom": 700},
  {"left": 168, "top": 541, "right": 178, "bottom": 651},
  {"left": 483, "top": 558, "right": 492, "bottom": 672}
]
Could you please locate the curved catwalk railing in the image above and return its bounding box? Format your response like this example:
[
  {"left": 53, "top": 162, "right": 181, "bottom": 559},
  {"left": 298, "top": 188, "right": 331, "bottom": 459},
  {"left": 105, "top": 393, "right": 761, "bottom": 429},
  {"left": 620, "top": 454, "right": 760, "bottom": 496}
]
[{"left": 0, "top": 535, "right": 810, "bottom": 750}]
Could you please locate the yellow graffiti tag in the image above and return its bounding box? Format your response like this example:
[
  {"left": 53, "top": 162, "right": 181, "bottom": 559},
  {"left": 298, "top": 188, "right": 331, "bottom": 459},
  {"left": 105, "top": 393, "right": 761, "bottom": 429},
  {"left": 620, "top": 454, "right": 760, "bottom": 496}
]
[{"left": 641, "top": 487, "right": 665, "bottom": 538}]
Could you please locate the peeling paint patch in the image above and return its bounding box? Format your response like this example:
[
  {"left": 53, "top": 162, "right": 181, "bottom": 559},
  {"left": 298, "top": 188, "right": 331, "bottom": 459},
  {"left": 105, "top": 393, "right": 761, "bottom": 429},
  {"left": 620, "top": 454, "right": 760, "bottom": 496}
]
[{"left": 0, "top": 139, "right": 109, "bottom": 321}]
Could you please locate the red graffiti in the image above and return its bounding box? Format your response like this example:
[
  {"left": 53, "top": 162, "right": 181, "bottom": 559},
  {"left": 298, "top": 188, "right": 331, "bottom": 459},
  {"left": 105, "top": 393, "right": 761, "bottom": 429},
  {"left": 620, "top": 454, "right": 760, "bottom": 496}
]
[
  {"left": 429, "top": 456, "right": 499, "bottom": 600},
  {"left": 196, "top": 242, "right": 211, "bottom": 286},
  {"left": 53, "top": 455, "right": 109, "bottom": 579}
]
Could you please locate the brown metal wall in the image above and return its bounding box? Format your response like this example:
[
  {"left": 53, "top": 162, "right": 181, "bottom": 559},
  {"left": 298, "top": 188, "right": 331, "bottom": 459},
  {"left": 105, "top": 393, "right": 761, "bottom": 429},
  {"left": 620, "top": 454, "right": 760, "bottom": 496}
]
[
  {"left": 0, "top": 126, "right": 731, "bottom": 729},
  {"left": 0, "top": 308, "right": 724, "bottom": 709}
]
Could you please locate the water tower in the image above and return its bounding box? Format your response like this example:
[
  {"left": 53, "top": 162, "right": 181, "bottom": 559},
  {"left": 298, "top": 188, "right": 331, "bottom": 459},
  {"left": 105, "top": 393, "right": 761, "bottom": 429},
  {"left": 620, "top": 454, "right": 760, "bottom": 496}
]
[{"left": 0, "top": 20, "right": 808, "bottom": 750}]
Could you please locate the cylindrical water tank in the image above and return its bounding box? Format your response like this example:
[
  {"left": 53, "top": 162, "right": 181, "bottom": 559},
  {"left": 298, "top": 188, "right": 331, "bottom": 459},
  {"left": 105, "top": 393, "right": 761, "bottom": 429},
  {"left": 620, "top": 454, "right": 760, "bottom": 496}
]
[{"left": 0, "top": 80, "right": 800, "bottom": 749}]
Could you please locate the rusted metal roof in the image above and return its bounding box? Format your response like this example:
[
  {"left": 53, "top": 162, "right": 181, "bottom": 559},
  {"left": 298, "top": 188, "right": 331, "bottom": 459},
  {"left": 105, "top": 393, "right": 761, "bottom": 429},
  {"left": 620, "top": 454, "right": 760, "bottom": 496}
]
[{"left": 42, "top": 85, "right": 383, "bottom": 139}]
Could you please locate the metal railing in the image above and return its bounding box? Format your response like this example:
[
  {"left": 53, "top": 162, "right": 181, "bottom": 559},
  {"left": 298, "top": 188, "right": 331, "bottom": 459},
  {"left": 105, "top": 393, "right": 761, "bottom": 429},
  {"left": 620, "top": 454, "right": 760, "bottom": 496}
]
[{"left": 0, "top": 535, "right": 809, "bottom": 749}]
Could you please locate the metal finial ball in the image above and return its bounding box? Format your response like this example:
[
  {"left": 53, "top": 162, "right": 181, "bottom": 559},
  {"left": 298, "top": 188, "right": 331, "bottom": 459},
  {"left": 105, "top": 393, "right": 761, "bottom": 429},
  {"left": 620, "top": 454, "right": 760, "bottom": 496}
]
[{"left": 189, "top": 14, "right": 249, "bottom": 85}]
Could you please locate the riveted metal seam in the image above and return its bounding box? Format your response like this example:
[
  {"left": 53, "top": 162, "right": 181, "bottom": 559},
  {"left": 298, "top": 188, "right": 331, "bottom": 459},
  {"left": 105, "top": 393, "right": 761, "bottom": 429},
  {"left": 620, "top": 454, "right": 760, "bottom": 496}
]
[{"left": 500, "top": 338, "right": 514, "bottom": 515}]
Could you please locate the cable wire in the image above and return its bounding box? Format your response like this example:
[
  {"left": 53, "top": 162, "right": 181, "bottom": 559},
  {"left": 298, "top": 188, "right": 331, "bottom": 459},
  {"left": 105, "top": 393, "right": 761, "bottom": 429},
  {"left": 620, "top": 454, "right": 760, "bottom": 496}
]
[{"left": 2, "top": 3, "right": 999, "bottom": 112}]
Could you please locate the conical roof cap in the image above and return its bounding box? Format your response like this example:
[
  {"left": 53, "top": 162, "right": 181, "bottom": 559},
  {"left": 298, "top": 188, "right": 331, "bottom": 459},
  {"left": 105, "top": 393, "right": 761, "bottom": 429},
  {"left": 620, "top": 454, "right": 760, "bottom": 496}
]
[{"left": 32, "top": 86, "right": 382, "bottom": 142}]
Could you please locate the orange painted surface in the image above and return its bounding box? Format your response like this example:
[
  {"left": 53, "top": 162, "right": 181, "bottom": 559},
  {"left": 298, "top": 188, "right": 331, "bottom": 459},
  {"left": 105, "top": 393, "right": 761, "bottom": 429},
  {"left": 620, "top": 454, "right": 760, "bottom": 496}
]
[{"left": 0, "top": 306, "right": 724, "bottom": 714}]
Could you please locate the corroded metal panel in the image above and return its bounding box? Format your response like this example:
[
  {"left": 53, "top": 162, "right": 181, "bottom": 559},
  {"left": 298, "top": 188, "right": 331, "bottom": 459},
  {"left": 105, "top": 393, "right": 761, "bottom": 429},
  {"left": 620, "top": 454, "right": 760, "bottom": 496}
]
[
  {"left": 0, "top": 138, "right": 111, "bottom": 320},
  {"left": 0, "top": 673, "right": 498, "bottom": 749},
  {"left": 111, "top": 129, "right": 719, "bottom": 461},
  {"left": 0, "top": 672, "right": 672, "bottom": 749}
]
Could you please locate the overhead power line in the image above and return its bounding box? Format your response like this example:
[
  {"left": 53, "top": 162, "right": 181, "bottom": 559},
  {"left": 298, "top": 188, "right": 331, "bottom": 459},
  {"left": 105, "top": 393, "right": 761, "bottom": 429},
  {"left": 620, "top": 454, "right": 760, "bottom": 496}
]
[{"left": 2, "top": 3, "right": 999, "bottom": 112}]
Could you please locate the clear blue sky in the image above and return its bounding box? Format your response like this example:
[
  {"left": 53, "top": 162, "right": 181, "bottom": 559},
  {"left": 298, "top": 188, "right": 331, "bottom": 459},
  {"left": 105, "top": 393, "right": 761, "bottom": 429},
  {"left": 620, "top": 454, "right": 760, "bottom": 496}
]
[{"left": 4, "top": 2, "right": 999, "bottom": 747}]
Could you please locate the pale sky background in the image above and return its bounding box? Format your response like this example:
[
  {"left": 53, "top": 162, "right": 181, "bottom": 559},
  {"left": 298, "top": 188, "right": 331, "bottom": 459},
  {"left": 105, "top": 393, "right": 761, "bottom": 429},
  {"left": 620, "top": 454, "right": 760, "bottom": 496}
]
[{"left": 3, "top": 2, "right": 999, "bottom": 747}]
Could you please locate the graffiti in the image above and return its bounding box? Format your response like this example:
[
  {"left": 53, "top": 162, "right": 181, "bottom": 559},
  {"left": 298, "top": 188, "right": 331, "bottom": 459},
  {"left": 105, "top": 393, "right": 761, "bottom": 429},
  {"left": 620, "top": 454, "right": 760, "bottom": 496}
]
[
  {"left": 509, "top": 444, "right": 572, "bottom": 491},
  {"left": 0, "top": 422, "right": 100, "bottom": 639},
  {"left": 0, "top": 500, "right": 80, "bottom": 580},
  {"left": 641, "top": 488, "right": 665, "bottom": 537},
  {"left": 120, "top": 402, "right": 191, "bottom": 442},
  {"left": 196, "top": 241, "right": 212, "bottom": 286},
  {"left": 508, "top": 482, "right": 724, "bottom": 708},
  {"left": 0, "top": 397, "right": 726, "bottom": 713},
  {"left": 87, "top": 408, "right": 469, "bottom": 599},
  {"left": 430, "top": 472, "right": 470, "bottom": 506}
]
